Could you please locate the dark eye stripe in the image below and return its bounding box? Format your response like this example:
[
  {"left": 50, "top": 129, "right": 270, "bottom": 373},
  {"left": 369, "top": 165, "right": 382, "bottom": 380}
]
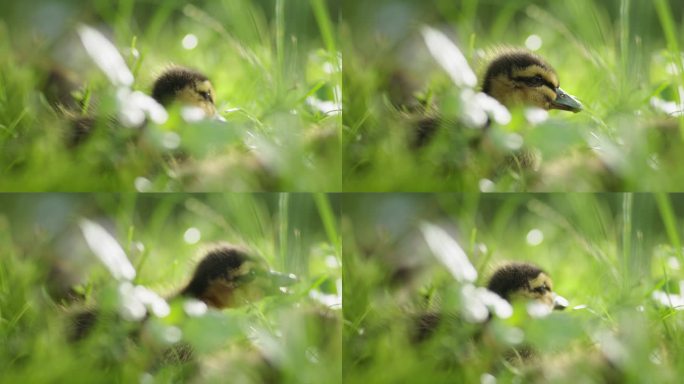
[
  {"left": 513, "top": 76, "right": 556, "bottom": 90},
  {"left": 198, "top": 91, "right": 213, "bottom": 103},
  {"left": 533, "top": 284, "right": 549, "bottom": 293}
]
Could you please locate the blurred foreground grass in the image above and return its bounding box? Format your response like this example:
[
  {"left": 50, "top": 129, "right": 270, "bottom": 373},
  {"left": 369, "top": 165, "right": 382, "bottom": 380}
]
[
  {"left": 343, "top": 0, "right": 684, "bottom": 191},
  {"left": 343, "top": 193, "right": 684, "bottom": 383},
  {"left": 0, "top": 193, "right": 341, "bottom": 383},
  {"left": 0, "top": 0, "right": 341, "bottom": 191}
]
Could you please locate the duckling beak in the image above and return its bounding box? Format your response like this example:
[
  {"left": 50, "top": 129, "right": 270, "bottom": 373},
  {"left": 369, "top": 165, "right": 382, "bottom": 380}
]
[
  {"left": 553, "top": 293, "right": 569, "bottom": 310},
  {"left": 551, "top": 87, "right": 583, "bottom": 112}
]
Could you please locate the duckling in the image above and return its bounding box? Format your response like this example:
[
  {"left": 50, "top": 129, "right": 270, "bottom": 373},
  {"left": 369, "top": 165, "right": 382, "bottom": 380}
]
[
  {"left": 68, "top": 245, "right": 296, "bottom": 341},
  {"left": 486, "top": 262, "right": 567, "bottom": 311},
  {"left": 407, "top": 48, "right": 581, "bottom": 152},
  {"left": 482, "top": 50, "right": 583, "bottom": 174},
  {"left": 481, "top": 49, "right": 582, "bottom": 113},
  {"left": 177, "top": 245, "right": 297, "bottom": 309},
  {"left": 45, "top": 66, "right": 218, "bottom": 147},
  {"left": 414, "top": 262, "right": 566, "bottom": 342},
  {"left": 151, "top": 67, "right": 218, "bottom": 118}
]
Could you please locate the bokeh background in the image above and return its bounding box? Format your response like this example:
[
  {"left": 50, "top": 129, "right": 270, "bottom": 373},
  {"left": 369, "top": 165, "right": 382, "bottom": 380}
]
[
  {"left": 343, "top": 193, "right": 684, "bottom": 383},
  {"left": 0, "top": 0, "right": 340, "bottom": 191},
  {"left": 342, "top": 0, "right": 684, "bottom": 191},
  {"left": 0, "top": 193, "right": 341, "bottom": 383}
]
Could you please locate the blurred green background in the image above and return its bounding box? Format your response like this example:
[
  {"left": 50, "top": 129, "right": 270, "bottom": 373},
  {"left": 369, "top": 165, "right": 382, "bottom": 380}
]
[
  {"left": 343, "top": 193, "right": 684, "bottom": 383},
  {"left": 342, "top": 0, "right": 684, "bottom": 191},
  {"left": 0, "top": 193, "right": 341, "bottom": 383},
  {"left": 0, "top": 0, "right": 340, "bottom": 191}
]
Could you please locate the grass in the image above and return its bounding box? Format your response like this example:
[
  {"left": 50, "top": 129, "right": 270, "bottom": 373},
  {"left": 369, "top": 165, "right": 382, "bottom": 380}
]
[
  {"left": 0, "top": 0, "right": 341, "bottom": 191},
  {"left": 7, "top": 0, "right": 684, "bottom": 383},
  {"left": 342, "top": 0, "right": 684, "bottom": 191},
  {"left": 342, "top": 193, "right": 684, "bottom": 383},
  {"left": 0, "top": 193, "right": 341, "bottom": 383}
]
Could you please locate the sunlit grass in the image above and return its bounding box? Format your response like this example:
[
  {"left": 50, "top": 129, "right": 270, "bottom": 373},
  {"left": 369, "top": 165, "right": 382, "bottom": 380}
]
[
  {"left": 0, "top": 0, "right": 340, "bottom": 192},
  {"left": 0, "top": 193, "right": 341, "bottom": 383},
  {"left": 342, "top": 193, "right": 684, "bottom": 382},
  {"left": 342, "top": 0, "right": 684, "bottom": 191}
]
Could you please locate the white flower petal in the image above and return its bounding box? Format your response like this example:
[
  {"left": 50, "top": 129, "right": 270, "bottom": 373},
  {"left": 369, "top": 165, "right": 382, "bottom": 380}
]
[
  {"left": 421, "top": 26, "right": 477, "bottom": 88},
  {"left": 79, "top": 219, "right": 136, "bottom": 281},
  {"left": 420, "top": 222, "right": 477, "bottom": 283},
  {"left": 77, "top": 24, "right": 134, "bottom": 87}
]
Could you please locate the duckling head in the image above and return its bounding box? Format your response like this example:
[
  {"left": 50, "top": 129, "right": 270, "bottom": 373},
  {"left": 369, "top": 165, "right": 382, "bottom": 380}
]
[
  {"left": 180, "top": 245, "right": 297, "bottom": 309},
  {"left": 487, "top": 262, "right": 567, "bottom": 311},
  {"left": 152, "top": 67, "right": 217, "bottom": 117},
  {"left": 482, "top": 50, "right": 582, "bottom": 113}
]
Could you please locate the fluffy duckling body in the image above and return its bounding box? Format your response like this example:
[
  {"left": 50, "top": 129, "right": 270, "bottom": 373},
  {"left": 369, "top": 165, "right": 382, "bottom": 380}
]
[
  {"left": 414, "top": 262, "right": 566, "bottom": 342},
  {"left": 68, "top": 245, "right": 296, "bottom": 341},
  {"left": 151, "top": 67, "right": 218, "bottom": 117},
  {"left": 480, "top": 50, "right": 582, "bottom": 175},
  {"left": 407, "top": 49, "right": 581, "bottom": 152},
  {"left": 178, "top": 245, "right": 296, "bottom": 309},
  {"left": 487, "top": 262, "right": 567, "bottom": 311},
  {"left": 45, "top": 66, "right": 218, "bottom": 147},
  {"left": 481, "top": 50, "right": 582, "bottom": 113}
]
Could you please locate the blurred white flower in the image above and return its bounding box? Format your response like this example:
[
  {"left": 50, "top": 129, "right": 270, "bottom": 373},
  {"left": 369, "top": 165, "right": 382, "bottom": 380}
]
[
  {"left": 652, "top": 281, "right": 684, "bottom": 310},
  {"left": 422, "top": 26, "right": 512, "bottom": 129},
  {"left": 593, "top": 330, "right": 627, "bottom": 365},
  {"left": 309, "top": 278, "right": 342, "bottom": 309},
  {"left": 461, "top": 284, "right": 513, "bottom": 323},
  {"left": 79, "top": 219, "right": 136, "bottom": 281},
  {"left": 183, "top": 298, "right": 208, "bottom": 317},
  {"left": 306, "top": 96, "right": 341, "bottom": 115},
  {"left": 651, "top": 86, "right": 684, "bottom": 116},
  {"left": 420, "top": 222, "right": 477, "bottom": 283},
  {"left": 524, "top": 107, "right": 549, "bottom": 125},
  {"left": 118, "top": 281, "right": 170, "bottom": 320},
  {"left": 526, "top": 300, "right": 553, "bottom": 318},
  {"left": 181, "top": 106, "right": 207, "bottom": 122},
  {"left": 161, "top": 326, "right": 183, "bottom": 344},
  {"left": 421, "top": 26, "right": 477, "bottom": 88},
  {"left": 117, "top": 88, "right": 168, "bottom": 127},
  {"left": 78, "top": 24, "right": 170, "bottom": 129},
  {"left": 162, "top": 132, "right": 181, "bottom": 150},
  {"left": 587, "top": 131, "right": 624, "bottom": 169},
  {"left": 309, "top": 289, "right": 342, "bottom": 309},
  {"left": 77, "top": 24, "right": 134, "bottom": 87},
  {"left": 458, "top": 84, "right": 511, "bottom": 128},
  {"left": 503, "top": 133, "right": 524, "bottom": 151}
]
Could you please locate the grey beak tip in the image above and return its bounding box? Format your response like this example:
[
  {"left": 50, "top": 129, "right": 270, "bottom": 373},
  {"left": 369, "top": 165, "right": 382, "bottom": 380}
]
[
  {"left": 553, "top": 88, "right": 583, "bottom": 112},
  {"left": 554, "top": 295, "right": 569, "bottom": 310}
]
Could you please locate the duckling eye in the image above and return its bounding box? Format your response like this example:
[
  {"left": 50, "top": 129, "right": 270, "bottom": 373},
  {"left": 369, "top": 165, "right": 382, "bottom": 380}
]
[
  {"left": 533, "top": 285, "right": 548, "bottom": 294},
  {"left": 235, "top": 269, "right": 257, "bottom": 283},
  {"left": 527, "top": 75, "right": 544, "bottom": 86},
  {"left": 198, "top": 91, "right": 213, "bottom": 103}
]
